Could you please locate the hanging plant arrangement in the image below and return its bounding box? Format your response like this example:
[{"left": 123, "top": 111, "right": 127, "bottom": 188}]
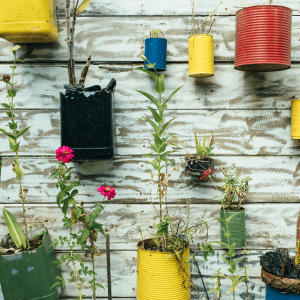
[
  {"left": 188, "top": 2, "right": 221, "bottom": 78},
  {"left": 144, "top": 29, "right": 167, "bottom": 71},
  {"left": 235, "top": 2, "right": 292, "bottom": 72}
]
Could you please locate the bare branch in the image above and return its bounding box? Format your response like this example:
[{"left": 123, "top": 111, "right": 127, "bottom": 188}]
[{"left": 79, "top": 55, "right": 92, "bottom": 84}]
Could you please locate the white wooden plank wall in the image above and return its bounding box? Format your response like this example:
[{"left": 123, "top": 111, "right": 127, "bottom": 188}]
[{"left": 1, "top": 0, "right": 300, "bottom": 299}]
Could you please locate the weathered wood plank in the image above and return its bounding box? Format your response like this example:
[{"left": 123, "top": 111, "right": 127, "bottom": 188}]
[
  {"left": 51, "top": 252, "right": 268, "bottom": 299},
  {"left": 0, "top": 203, "right": 299, "bottom": 250},
  {"left": 0, "top": 109, "right": 298, "bottom": 156},
  {"left": 0, "top": 64, "right": 299, "bottom": 110},
  {"left": 0, "top": 16, "right": 299, "bottom": 62},
  {"left": 2, "top": 156, "right": 300, "bottom": 204},
  {"left": 55, "top": 0, "right": 300, "bottom": 16}
]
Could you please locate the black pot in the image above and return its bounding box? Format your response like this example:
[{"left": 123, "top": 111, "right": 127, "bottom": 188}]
[
  {"left": 184, "top": 157, "right": 214, "bottom": 176},
  {"left": 60, "top": 90, "right": 115, "bottom": 160}
]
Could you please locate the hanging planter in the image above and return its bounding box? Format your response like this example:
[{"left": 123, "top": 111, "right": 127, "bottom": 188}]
[
  {"left": 291, "top": 100, "right": 300, "bottom": 140},
  {"left": 136, "top": 239, "right": 190, "bottom": 300},
  {"left": 185, "top": 156, "right": 214, "bottom": 177},
  {"left": 60, "top": 85, "right": 116, "bottom": 161},
  {"left": 220, "top": 209, "right": 245, "bottom": 249},
  {"left": 0, "top": 0, "right": 58, "bottom": 43},
  {"left": 188, "top": 34, "right": 214, "bottom": 77},
  {"left": 0, "top": 228, "right": 62, "bottom": 300},
  {"left": 144, "top": 29, "right": 167, "bottom": 71},
  {"left": 235, "top": 5, "right": 292, "bottom": 72}
]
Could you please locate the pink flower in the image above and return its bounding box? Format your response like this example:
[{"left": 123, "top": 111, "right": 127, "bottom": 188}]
[
  {"left": 97, "top": 186, "right": 116, "bottom": 200},
  {"left": 56, "top": 146, "right": 74, "bottom": 163},
  {"left": 200, "top": 167, "right": 215, "bottom": 181}
]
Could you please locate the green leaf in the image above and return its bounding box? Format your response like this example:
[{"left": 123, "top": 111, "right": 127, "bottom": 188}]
[
  {"left": 0, "top": 128, "right": 16, "bottom": 140},
  {"left": 50, "top": 282, "right": 61, "bottom": 290},
  {"left": 160, "top": 151, "right": 176, "bottom": 161},
  {"left": 224, "top": 212, "right": 240, "bottom": 224},
  {"left": 65, "top": 182, "right": 81, "bottom": 192},
  {"left": 16, "top": 59, "right": 25, "bottom": 62},
  {"left": 160, "top": 117, "right": 177, "bottom": 135},
  {"left": 3, "top": 208, "right": 27, "bottom": 248},
  {"left": 150, "top": 143, "right": 159, "bottom": 153},
  {"left": 135, "top": 90, "right": 159, "bottom": 108},
  {"left": 143, "top": 117, "right": 160, "bottom": 135},
  {"left": 17, "top": 126, "right": 31, "bottom": 139},
  {"left": 1, "top": 103, "right": 11, "bottom": 110},
  {"left": 9, "top": 138, "right": 19, "bottom": 152},
  {"left": 147, "top": 106, "right": 163, "bottom": 123},
  {"left": 133, "top": 68, "right": 158, "bottom": 80},
  {"left": 149, "top": 159, "right": 160, "bottom": 171},
  {"left": 155, "top": 74, "right": 165, "bottom": 94},
  {"left": 164, "top": 85, "right": 184, "bottom": 105},
  {"left": 76, "top": 0, "right": 91, "bottom": 15},
  {"left": 8, "top": 89, "right": 17, "bottom": 98},
  {"left": 158, "top": 143, "right": 168, "bottom": 154},
  {"left": 95, "top": 283, "right": 105, "bottom": 289},
  {"left": 57, "top": 190, "right": 66, "bottom": 207},
  {"left": 143, "top": 153, "right": 153, "bottom": 157},
  {"left": 78, "top": 229, "right": 90, "bottom": 245}
]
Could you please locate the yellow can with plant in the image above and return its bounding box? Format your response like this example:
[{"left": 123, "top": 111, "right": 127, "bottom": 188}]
[
  {"left": 291, "top": 100, "right": 300, "bottom": 139},
  {"left": 0, "top": 0, "right": 59, "bottom": 43},
  {"left": 137, "top": 239, "right": 190, "bottom": 300},
  {"left": 188, "top": 34, "right": 214, "bottom": 77}
]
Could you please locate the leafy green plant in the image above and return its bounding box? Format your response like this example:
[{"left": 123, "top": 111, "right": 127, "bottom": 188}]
[
  {"left": 50, "top": 147, "right": 115, "bottom": 300},
  {"left": 221, "top": 164, "right": 252, "bottom": 210},
  {"left": 0, "top": 45, "right": 30, "bottom": 249},
  {"left": 147, "top": 29, "right": 164, "bottom": 38}
]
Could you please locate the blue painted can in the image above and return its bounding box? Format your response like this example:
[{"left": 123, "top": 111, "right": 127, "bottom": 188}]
[
  {"left": 144, "top": 38, "right": 167, "bottom": 71},
  {"left": 266, "top": 285, "right": 300, "bottom": 300}
]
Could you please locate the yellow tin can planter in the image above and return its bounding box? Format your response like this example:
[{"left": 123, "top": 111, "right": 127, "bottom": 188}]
[
  {"left": 188, "top": 34, "right": 214, "bottom": 77},
  {"left": 137, "top": 239, "right": 190, "bottom": 300},
  {"left": 291, "top": 100, "right": 300, "bottom": 139},
  {"left": 0, "top": 0, "right": 58, "bottom": 43}
]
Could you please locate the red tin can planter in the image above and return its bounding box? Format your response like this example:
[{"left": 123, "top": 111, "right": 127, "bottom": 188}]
[{"left": 235, "top": 5, "right": 292, "bottom": 72}]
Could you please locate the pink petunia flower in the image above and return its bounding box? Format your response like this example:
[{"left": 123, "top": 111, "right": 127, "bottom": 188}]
[
  {"left": 97, "top": 186, "right": 116, "bottom": 200},
  {"left": 200, "top": 167, "right": 215, "bottom": 181},
  {"left": 56, "top": 146, "right": 74, "bottom": 163}
]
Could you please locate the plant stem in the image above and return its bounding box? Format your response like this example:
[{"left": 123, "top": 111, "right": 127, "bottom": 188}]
[
  {"left": 296, "top": 209, "right": 300, "bottom": 266},
  {"left": 69, "top": 226, "right": 82, "bottom": 300},
  {"left": 92, "top": 251, "right": 96, "bottom": 300}
]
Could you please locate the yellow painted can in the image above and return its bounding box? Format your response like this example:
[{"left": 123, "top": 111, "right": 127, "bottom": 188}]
[
  {"left": 0, "top": 0, "right": 58, "bottom": 43},
  {"left": 137, "top": 239, "right": 190, "bottom": 300},
  {"left": 291, "top": 100, "right": 300, "bottom": 139},
  {"left": 188, "top": 34, "right": 214, "bottom": 77}
]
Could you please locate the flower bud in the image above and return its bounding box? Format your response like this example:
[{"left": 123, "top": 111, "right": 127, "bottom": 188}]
[
  {"left": 2, "top": 74, "right": 11, "bottom": 83},
  {"left": 141, "top": 55, "right": 147, "bottom": 61}
]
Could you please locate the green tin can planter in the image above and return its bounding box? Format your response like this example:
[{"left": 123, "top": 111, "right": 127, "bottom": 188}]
[
  {"left": 0, "top": 228, "right": 62, "bottom": 300},
  {"left": 220, "top": 209, "right": 246, "bottom": 249}
]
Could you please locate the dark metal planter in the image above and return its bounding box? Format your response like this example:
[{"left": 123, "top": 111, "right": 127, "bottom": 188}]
[
  {"left": 220, "top": 209, "right": 246, "bottom": 249},
  {"left": 144, "top": 38, "right": 167, "bottom": 71},
  {"left": 184, "top": 157, "right": 214, "bottom": 177},
  {"left": 0, "top": 228, "right": 61, "bottom": 300},
  {"left": 60, "top": 90, "right": 115, "bottom": 160}
]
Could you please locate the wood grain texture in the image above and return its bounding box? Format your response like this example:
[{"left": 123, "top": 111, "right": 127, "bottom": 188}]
[
  {"left": 0, "top": 64, "right": 299, "bottom": 110},
  {"left": 2, "top": 156, "right": 300, "bottom": 204},
  {"left": 0, "top": 16, "right": 299, "bottom": 62},
  {"left": 55, "top": 0, "right": 300, "bottom": 16},
  {"left": 0, "top": 109, "right": 298, "bottom": 156},
  {"left": 0, "top": 203, "right": 299, "bottom": 250},
  {"left": 56, "top": 251, "right": 267, "bottom": 299}
]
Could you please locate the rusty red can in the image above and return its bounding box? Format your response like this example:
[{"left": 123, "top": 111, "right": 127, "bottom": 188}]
[{"left": 235, "top": 5, "right": 292, "bottom": 72}]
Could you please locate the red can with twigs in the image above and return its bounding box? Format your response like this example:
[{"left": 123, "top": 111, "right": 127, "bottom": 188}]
[{"left": 235, "top": 5, "right": 292, "bottom": 72}]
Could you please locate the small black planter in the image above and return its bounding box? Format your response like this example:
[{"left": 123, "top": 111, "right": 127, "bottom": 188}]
[
  {"left": 60, "top": 90, "right": 115, "bottom": 160},
  {"left": 185, "top": 157, "right": 214, "bottom": 176}
]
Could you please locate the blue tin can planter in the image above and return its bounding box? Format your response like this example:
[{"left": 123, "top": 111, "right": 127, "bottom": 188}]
[
  {"left": 144, "top": 38, "right": 167, "bottom": 71},
  {"left": 266, "top": 285, "right": 300, "bottom": 300}
]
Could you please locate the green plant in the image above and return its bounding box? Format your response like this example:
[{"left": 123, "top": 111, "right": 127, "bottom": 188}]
[
  {"left": 147, "top": 29, "right": 164, "bottom": 38},
  {"left": 50, "top": 147, "right": 114, "bottom": 300},
  {"left": 0, "top": 45, "right": 30, "bottom": 249},
  {"left": 221, "top": 164, "right": 252, "bottom": 210}
]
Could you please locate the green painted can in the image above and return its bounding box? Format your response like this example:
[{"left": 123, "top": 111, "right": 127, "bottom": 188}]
[
  {"left": 0, "top": 228, "right": 61, "bottom": 300},
  {"left": 220, "top": 209, "right": 246, "bottom": 249}
]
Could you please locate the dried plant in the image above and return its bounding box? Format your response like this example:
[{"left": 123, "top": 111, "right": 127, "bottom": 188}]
[
  {"left": 65, "top": 0, "right": 92, "bottom": 84},
  {"left": 240, "top": 240, "right": 251, "bottom": 300},
  {"left": 191, "top": 1, "right": 222, "bottom": 35},
  {"left": 296, "top": 210, "right": 300, "bottom": 266},
  {"left": 147, "top": 29, "right": 164, "bottom": 38},
  {"left": 0, "top": 46, "right": 31, "bottom": 249}
]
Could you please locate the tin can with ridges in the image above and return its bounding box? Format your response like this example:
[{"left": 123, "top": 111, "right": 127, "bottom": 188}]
[
  {"left": 188, "top": 34, "right": 214, "bottom": 77},
  {"left": 235, "top": 5, "right": 292, "bottom": 72},
  {"left": 137, "top": 239, "right": 190, "bottom": 300}
]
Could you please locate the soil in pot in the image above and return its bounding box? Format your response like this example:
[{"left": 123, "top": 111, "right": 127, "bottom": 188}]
[
  {"left": 260, "top": 249, "right": 300, "bottom": 280},
  {"left": 185, "top": 157, "right": 214, "bottom": 177}
]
